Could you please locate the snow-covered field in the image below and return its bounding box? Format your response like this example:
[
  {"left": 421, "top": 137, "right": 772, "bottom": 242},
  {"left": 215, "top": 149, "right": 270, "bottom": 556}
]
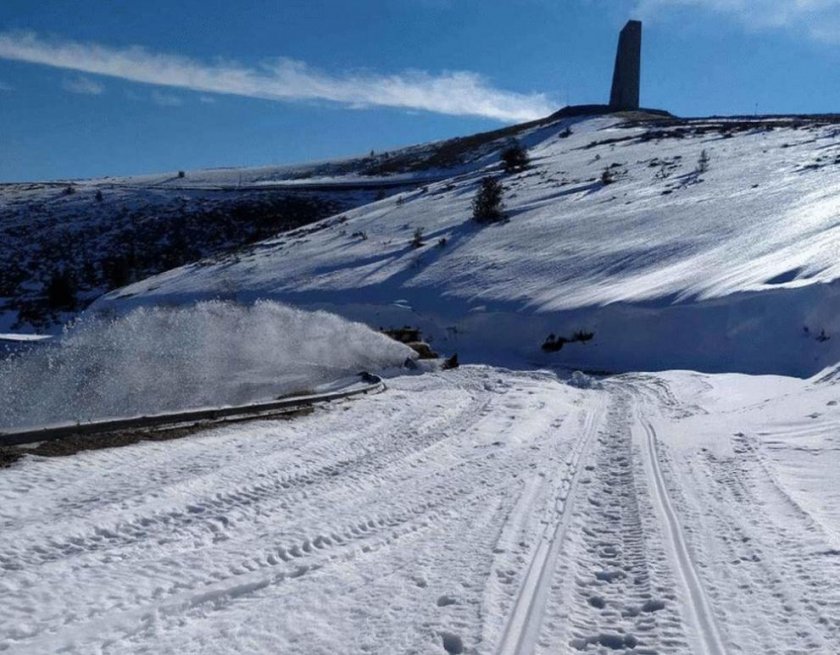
[{"left": 2, "top": 365, "right": 839, "bottom": 653}]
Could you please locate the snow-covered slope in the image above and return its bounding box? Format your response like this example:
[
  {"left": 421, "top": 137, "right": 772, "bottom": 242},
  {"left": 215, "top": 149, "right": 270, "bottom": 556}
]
[
  {"left": 0, "top": 108, "right": 567, "bottom": 332},
  {"left": 96, "top": 113, "right": 840, "bottom": 376},
  {"left": 0, "top": 181, "right": 395, "bottom": 332}
]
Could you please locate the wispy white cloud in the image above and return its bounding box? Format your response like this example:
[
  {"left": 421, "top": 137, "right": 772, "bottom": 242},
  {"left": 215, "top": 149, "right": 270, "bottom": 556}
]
[
  {"left": 198, "top": 95, "right": 216, "bottom": 104},
  {"left": 0, "top": 81, "right": 11, "bottom": 91},
  {"left": 635, "top": 0, "right": 840, "bottom": 43},
  {"left": 0, "top": 31, "right": 554, "bottom": 122},
  {"left": 151, "top": 89, "right": 183, "bottom": 106},
  {"left": 62, "top": 74, "right": 103, "bottom": 95}
]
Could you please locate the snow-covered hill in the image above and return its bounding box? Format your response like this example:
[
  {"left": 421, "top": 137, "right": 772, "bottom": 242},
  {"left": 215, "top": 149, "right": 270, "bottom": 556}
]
[
  {"left": 95, "top": 113, "right": 840, "bottom": 376},
  {"left": 1, "top": 113, "right": 549, "bottom": 332},
  {"left": 0, "top": 180, "right": 396, "bottom": 332}
]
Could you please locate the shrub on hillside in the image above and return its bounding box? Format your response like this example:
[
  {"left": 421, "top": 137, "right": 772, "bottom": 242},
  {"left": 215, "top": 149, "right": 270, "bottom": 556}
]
[
  {"left": 542, "top": 334, "right": 566, "bottom": 352},
  {"left": 102, "top": 256, "right": 133, "bottom": 288},
  {"left": 697, "top": 149, "right": 710, "bottom": 174},
  {"left": 501, "top": 142, "right": 529, "bottom": 173},
  {"left": 411, "top": 227, "right": 425, "bottom": 249},
  {"left": 45, "top": 269, "right": 77, "bottom": 311},
  {"left": 472, "top": 176, "right": 505, "bottom": 224}
]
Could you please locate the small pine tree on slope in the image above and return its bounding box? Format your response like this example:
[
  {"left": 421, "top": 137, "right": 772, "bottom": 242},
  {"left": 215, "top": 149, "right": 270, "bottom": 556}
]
[{"left": 472, "top": 177, "right": 505, "bottom": 224}]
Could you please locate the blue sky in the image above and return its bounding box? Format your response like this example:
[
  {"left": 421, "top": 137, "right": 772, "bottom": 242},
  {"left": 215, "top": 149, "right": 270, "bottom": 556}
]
[{"left": 1, "top": 0, "right": 838, "bottom": 182}]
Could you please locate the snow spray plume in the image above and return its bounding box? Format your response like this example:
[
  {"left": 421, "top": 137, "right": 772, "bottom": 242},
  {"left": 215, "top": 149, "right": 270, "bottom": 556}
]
[{"left": 0, "top": 301, "right": 412, "bottom": 430}]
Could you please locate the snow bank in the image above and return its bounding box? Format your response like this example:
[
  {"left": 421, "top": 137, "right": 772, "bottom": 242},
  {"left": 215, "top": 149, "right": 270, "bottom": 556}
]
[{"left": 0, "top": 301, "right": 411, "bottom": 430}]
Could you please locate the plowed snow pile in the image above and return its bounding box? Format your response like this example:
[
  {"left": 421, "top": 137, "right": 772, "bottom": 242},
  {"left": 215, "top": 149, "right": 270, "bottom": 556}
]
[{"left": 0, "top": 300, "right": 411, "bottom": 430}]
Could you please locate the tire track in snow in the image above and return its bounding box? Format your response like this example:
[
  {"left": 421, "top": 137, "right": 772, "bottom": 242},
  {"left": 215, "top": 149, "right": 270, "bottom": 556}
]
[
  {"left": 2, "top": 368, "right": 572, "bottom": 653},
  {"left": 638, "top": 412, "right": 726, "bottom": 655},
  {"left": 0, "top": 389, "right": 492, "bottom": 571},
  {"left": 18, "top": 476, "right": 485, "bottom": 653},
  {"left": 496, "top": 398, "right": 607, "bottom": 655},
  {"left": 668, "top": 426, "right": 840, "bottom": 649},
  {"left": 538, "top": 389, "right": 689, "bottom": 653},
  {"left": 31, "top": 475, "right": 489, "bottom": 652},
  {"left": 1, "top": 373, "right": 486, "bottom": 532}
]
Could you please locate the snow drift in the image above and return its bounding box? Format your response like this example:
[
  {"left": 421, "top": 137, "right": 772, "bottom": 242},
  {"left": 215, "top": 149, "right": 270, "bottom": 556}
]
[{"left": 0, "top": 300, "right": 411, "bottom": 430}]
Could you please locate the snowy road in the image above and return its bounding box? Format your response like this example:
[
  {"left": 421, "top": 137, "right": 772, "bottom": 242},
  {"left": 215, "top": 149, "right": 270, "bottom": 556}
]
[{"left": 2, "top": 366, "right": 840, "bottom": 653}]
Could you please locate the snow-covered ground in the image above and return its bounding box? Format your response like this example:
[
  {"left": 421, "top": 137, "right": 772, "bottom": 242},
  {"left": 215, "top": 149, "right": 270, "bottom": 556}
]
[
  {"left": 95, "top": 114, "right": 840, "bottom": 376},
  {"left": 2, "top": 364, "right": 839, "bottom": 653},
  {"left": 4, "top": 110, "right": 840, "bottom": 654}
]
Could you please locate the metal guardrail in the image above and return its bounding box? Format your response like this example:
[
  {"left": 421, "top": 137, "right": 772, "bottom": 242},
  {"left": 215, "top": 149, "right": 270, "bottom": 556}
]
[{"left": 0, "top": 373, "right": 385, "bottom": 447}]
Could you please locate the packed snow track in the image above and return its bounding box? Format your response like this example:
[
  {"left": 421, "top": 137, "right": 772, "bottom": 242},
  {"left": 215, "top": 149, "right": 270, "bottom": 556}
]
[{"left": 2, "top": 365, "right": 840, "bottom": 654}]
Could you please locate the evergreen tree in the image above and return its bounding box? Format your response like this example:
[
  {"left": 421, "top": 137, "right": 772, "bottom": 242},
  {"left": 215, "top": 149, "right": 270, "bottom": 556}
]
[
  {"left": 472, "top": 177, "right": 505, "bottom": 223},
  {"left": 501, "top": 142, "right": 529, "bottom": 173}
]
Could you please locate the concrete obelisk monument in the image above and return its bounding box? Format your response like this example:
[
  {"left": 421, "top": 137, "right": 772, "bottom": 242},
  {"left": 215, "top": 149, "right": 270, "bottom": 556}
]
[{"left": 609, "top": 20, "right": 642, "bottom": 110}]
